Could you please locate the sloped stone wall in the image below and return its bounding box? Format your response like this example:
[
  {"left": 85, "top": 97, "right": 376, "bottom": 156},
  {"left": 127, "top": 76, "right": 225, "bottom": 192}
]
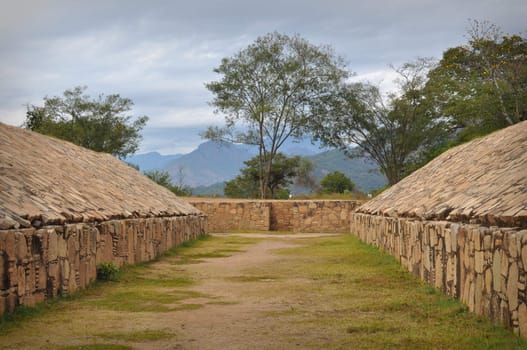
[
  {"left": 0, "top": 215, "right": 206, "bottom": 315},
  {"left": 188, "top": 199, "right": 361, "bottom": 232},
  {"left": 350, "top": 213, "right": 527, "bottom": 338}
]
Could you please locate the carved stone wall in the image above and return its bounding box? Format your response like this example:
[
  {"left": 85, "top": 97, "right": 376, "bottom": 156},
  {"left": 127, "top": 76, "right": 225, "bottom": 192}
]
[
  {"left": 350, "top": 213, "right": 527, "bottom": 338},
  {"left": 0, "top": 215, "right": 206, "bottom": 315}
]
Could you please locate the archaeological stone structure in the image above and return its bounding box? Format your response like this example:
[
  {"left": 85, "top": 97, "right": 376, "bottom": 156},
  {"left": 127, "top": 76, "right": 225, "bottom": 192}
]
[
  {"left": 350, "top": 120, "right": 527, "bottom": 337},
  {"left": 188, "top": 198, "right": 360, "bottom": 233},
  {"left": 0, "top": 123, "right": 206, "bottom": 315}
]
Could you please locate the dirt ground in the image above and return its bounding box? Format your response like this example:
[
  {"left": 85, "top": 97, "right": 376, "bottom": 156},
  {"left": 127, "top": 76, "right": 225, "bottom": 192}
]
[
  {"left": 0, "top": 233, "right": 346, "bottom": 350},
  {"left": 162, "top": 233, "right": 341, "bottom": 350},
  {"left": 0, "top": 232, "right": 524, "bottom": 350}
]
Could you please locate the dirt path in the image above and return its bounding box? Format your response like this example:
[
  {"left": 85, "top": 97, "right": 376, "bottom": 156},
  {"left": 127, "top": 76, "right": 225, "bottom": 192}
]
[
  {"left": 165, "top": 233, "right": 348, "bottom": 349},
  {"left": 0, "top": 233, "right": 524, "bottom": 349},
  {"left": 0, "top": 234, "right": 341, "bottom": 350}
]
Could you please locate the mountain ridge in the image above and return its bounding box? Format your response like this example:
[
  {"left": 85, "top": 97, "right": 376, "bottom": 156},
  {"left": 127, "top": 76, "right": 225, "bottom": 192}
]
[{"left": 128, "top": 140, "right": 387, "bottom": 194}]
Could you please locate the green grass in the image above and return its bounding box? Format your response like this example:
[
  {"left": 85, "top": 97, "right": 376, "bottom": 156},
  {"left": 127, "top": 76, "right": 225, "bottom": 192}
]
[
  {"left": 0, "top": 233, "right": 525, "bottom": 349},
  {"left": 260, "top": 235, "right": 527, "bottom": 349}
]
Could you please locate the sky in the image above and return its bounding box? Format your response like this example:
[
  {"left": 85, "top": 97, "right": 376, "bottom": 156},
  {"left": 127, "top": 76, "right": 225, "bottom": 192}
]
[{"left": 1, "top": 0, "right": 525, "bottom": 155}]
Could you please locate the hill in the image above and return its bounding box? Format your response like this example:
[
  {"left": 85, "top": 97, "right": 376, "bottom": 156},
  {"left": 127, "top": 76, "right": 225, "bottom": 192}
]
[
  {"left": 164, "top": 141, "right": 255, "bottom": 187},
  {"left": 125, "top": 151, "right": 182, "bottom": 171},
  {"left": 307, "top": 149, "right": 387, "bottom": 192}
]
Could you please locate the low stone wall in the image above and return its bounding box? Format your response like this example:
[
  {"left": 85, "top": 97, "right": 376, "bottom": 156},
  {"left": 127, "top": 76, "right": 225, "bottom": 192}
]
[
  {"left": 188, "top": 199, "right": 361, "bottom": 233},
  {"left": 188, "top": 201, "right": 271, "bottom": 232},
  {"left": 350, "top": 213, "right": 527, "bottom": 338},
  {"left": 0, "top": 215, "right": 206, "bottom": 315}
]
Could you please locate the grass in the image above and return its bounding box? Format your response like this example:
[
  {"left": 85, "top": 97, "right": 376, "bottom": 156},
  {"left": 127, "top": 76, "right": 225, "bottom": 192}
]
[
  {"left": 257, "top": 235, "right": 527, "bottom": 349},
  {"left": 0, "top": 233, "right": 524, "bottom": 349}
]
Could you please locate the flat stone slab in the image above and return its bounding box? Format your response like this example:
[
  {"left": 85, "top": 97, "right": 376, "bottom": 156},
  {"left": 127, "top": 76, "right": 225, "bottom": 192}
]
[
  {"left": 357, "top": 121, "right": 527, "bottom": 228},
  {"left": 0, "top": 123, "right": 202, "bottom": 229}
]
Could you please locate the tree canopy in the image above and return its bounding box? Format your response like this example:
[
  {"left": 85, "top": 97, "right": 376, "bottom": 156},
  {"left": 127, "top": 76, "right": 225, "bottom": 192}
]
[
  {"left": 224, "top": 153, "right": 311, "bottom": 199},
  {"left": 320, "top": 171, "right": 355, "bottom": 194},
  {"left": 311, "top": 59, "right": 448, "bottom": 185},
  {"left": 24, "top": 86, "right": 148, "bottom": 158},
  {"left": 204, "top": 32, "right": 348, "bottom": 198},
  {"left": 425, "top": 20, "right": 526, "bottom": 141}
]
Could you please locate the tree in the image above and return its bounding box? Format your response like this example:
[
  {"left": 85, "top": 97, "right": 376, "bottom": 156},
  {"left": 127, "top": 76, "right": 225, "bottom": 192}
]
[
  {"left": 24, "top": 86, "right": 148, "bottom": 158},
  {"left": 425, "top": 20, "right": 527, "bottom": 140},
  {"left": 224, "top": 153, "right": 309, "bottom": 199},
  {"left": 144, "top": 170, "right": 172, "bottom": 188},
  {"left": 204, "top": 32, "right": 348, "bottom": 198},
  {"left": 312, "top": 58, "right": 448, "bottom": 185},
  {"left": 320, "top": 171, "right": 354, "bottom": 193},
  {"left": 144, "top": 170, "right": 192, "bottom": 196}
]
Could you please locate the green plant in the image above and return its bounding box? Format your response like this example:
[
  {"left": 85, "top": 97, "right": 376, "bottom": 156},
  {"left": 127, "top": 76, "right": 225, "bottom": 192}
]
[{"left": 96, "top": 262, "right": 120, "bottom": 281}]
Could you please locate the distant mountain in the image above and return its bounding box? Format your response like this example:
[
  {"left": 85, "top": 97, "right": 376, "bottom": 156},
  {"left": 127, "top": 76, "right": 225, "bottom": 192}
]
[
  {"left": 125, "top": 152, "right": 182, "bottom": 172},
  {"left": 306, "top": 149, "right": 387, "bottom": 192},
  {"left": 184, "top": 147, "right": 387, "bottom": 196},
  {"left": 164, "top": 141, "right": 254, "bottom": 187}
]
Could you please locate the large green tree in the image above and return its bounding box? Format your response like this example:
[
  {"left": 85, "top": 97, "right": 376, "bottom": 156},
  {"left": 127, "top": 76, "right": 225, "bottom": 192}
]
[
  {"left": 312, "top": 58, "right": 447, "bottom": 185},
  {"left": 224, "top": 153, "right": 309, "bottom": 199},
  {"left": 204, "top": 32, "right": 348, "bottom": 198},
  {"left": 320, "top": 171, "right": 354, "bottom": 194},
  {"left": 24, "top": 86, "right": 148, "bottom": 158},
  {"left": 425, "top": 20, "right": 527, "bottom": 140}
]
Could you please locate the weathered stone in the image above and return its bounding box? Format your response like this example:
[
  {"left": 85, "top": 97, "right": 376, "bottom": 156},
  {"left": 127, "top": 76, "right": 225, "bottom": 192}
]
[
  {"left": 493, "top": 250, "right": 502, "bottom": 292},
  {"left": 507, "top": 264, "right": 519, "bottom": 311},
  {"left": 523, "top": 244, "right": 527, "bottom": 271},
  {"left": 475, "top": 251, "right": 485, "bottom": 274},
  {"left": 48, "top": 230, "right": 58, "bottom": 261},
  {"left": 15, "top": 232, "right": 28, "bottom": 261},
  {"left": 519, "top": 303, "right": 527, "bottom": 338},
  {"left": 0, "top": 216, "right": 19, "bottom": 230}
]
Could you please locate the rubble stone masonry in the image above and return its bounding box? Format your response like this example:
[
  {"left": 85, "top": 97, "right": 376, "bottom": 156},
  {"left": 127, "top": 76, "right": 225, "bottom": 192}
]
[
  {"left": 0, "top": 215, "right": 206, "bottom": 315},
  {"left": 350, "top": 213, "right": 527, "bottom": 338},
  {"left": 188, "top": 199, "right": 361, "bottom": 232}
]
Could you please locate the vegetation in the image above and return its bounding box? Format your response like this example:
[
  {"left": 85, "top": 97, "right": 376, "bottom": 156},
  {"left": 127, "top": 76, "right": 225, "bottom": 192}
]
[
  {"left": 1, "top": 234, "right": 523, "bottom": 349},
  {"left": 144, "top": 170, "right": 192, "bottom": 196},
  {"left": 24, "top": 86, "right": 148, "bottom": 159},
  {"left": 320, "top": 171, "right": 355, "bottom": 194},
  {"left": 311, "top": 58, "right": 449, "bottom": 185},
  {"left": 204, "top": 32, "right": 348, "bottom": 198},
  {"left": 224, "top": 153, "right": 314, "bottom": 199},
  {"left": 96, "top": 262, "right": 120, "bottom": 282},
  {"left": 425, "top": 20, "right": 527, "bottom": 142}
]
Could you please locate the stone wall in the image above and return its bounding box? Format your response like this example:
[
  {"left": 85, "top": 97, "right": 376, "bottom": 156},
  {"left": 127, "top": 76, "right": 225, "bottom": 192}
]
[
  {"left": 188, "top": 201, "right": 271, "bottom": 232},
  {"left": 188, "top": 199, "right": 361, "bottom": 233},
  {"left": 0, "top": 215, "right": 206, "bottom": 315},
  {"left": 350, "top": 213, "right": 527, "bottom": 338}
]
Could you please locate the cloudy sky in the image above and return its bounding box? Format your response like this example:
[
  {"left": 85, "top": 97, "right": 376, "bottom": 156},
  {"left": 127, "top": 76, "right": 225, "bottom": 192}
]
[{"left": 1, "top": 0, "right": 525, "bottom": 154}]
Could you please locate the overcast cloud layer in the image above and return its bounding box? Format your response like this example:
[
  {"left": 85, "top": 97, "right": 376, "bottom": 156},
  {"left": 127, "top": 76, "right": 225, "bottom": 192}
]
[{"left": 1, "top": 0, "right": 525, "bottom": 154}]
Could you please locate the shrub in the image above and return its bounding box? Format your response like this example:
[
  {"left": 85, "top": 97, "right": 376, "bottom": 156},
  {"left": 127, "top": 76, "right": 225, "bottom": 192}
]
[{"left": 96, "top": 262, "right": 120, "bottom": 281}]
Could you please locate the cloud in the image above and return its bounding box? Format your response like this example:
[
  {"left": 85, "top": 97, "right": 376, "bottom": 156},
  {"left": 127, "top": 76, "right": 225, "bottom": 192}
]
[{"left": 1, "top": 0, "right": 525, "bottom": 154}]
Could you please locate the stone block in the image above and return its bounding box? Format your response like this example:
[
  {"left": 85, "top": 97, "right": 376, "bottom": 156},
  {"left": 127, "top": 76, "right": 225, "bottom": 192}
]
[
  {"left": 507, "top": 263, "right": 519, "bottom": 311},
  {"left": 15, "top": 232, "right": 28, "bottom": 261},
  {"left": 519, "top": 303, "right": 527, "bottom": 338},
  {"left": 475, "top": 251, "right": 484, "bottom": 274},
  {"left": 48, "top": 230, "right": 58, "bottom": 261},
  {"left": 16, "top": 265, "right": 25, "bottom": 297},
  {"left": 493, "top": 250, "right": 502, "bottom": 292}
]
